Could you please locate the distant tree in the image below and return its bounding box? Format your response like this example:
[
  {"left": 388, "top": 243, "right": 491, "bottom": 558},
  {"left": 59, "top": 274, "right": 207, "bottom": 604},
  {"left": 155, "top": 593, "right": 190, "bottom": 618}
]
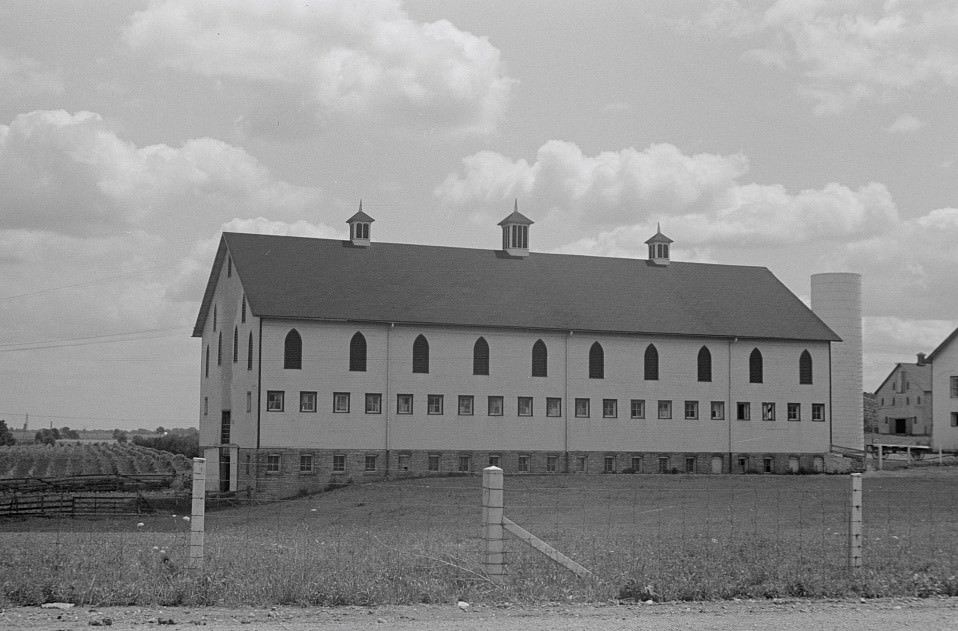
[
  {"left": 34, "top": 428, "right": 59, "bottom": 445},
  {"left": 133, "top": 431, "right": 199, "bottom": 458},
  {"left": 112, "top": 428, "right": 129, "bottom": 443},
  {"left": 863, "top": 392, "right": 878, "bottom": 434},
  {"left": 0, "top": 420, "right": 15, "bottom": 446},
  {"left": 59, "top": 426, "right": 79, "bottom": 439},
  {"left": 155, "top": 426, "right": 166, "bottom": 435}
]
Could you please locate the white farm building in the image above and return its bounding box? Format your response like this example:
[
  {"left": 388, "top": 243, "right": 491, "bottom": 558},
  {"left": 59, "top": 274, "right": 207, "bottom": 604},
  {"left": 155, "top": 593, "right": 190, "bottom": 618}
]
[{"left": 193, "top": 207, "right": 863, "bottom": 498}]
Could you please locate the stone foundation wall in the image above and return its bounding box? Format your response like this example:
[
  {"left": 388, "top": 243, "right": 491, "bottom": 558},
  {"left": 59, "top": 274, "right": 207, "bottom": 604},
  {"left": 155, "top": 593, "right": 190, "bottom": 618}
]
[{"left": 226, "top": 447, "right": 832, "bottom": 500}]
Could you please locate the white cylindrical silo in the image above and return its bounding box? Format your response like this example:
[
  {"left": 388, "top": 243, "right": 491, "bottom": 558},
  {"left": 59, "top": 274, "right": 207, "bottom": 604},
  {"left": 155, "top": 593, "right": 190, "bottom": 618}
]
[{"left": 811, "top": 273, "right": 863, "bottom": 452}]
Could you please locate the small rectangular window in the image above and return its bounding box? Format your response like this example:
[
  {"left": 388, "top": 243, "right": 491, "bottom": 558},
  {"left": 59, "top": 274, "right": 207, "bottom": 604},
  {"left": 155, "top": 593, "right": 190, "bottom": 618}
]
[
  {"left": 518, "top": 455, "right": 530, "bottom": 472},
  {"left": 488, "top": 395, "right": 503, "bottom": 416},
  {"left": 575, "top": 398, "right": 590, "bottom": 418},
  {"left": 951, "top": 376, "right": 958, "bottom": 398},
  {"left": 762, "top": 402, "right": 776, "bottom": 421},
  {"left": 427, "top": 394, "right": 444, "bottom": 415},
  {"left": 488, "top": 454, "right": 501, "bottom": 467},
  {"left": 267, "top": 391, "right": 284, "bottom": 412},
  {"left": 603, "top": 399, "right": 617, "bottom": 418},
  {"left": 630, "top": 399, "right": 645, "bottom": 419},
  {"left": 397, "top": 394, "right": 413, "bottom": 414},
  {"left": 763, "top": 457, "right": 773, "bottom": 473},
  {"left": 300, "top": 391, "right": 317, "bottom": 413},
  {"left": 365, "top": 393, "right": 382, "bottom": 414},
  {"left": 266, "top": 454, "right": 280, "bottom": 473},
  {"left": 365, "top": 455, "right": 377, "bottom": 472},
  {"left": 787, "top": 402, "right": 801, "bottom": 421},
  {"left": 575, "top": 456, "right": 587, "bottom": 472},
  {"left": 517, "top": 396, "right": 533, "bottom": 416},
  {"left": 710, "top": 401, "right": 725, "bottom": 420},
  {"left": 604, "top": 455, "right": 615, "bottom": 473},
  {"left": 246, "top": 391, "right": 252, "bottom": 413},
  {"left": 203, "top": 396, "right": 209, "bottom": 416},
  {"left": 811, "top": 403, "right": 825, "bottom": 421},
  {"left": 684, "top": 400, "right": 698, "bottom": 420},
  {"left": 458, "top": 395, "right": 474, "bottom": 416},
  {"left": 333, "top": 392, "right": 350, "bottom": 413},
  {"left": 427, "top": 454, "right": 440, "bottom": 471},
  {"left": 951, "top": 413, "right": 958, "bottom": 427},
  {"left": 546, "top": 455, "right": 558, "bottom": 472},
  {"left": 685, "top": 457, "right": 696, "bottom": 473},
  {"left": 398, "top": 454, "right": 410, "bottom": 471},
  {"left": 546, "top": 397, "right": 562, "bottom": 417},
  {"left": 737, "top": 402, "right": 751, "bottom": 421},
  {"left": 631, "top": 456, "right": 642, "bottom": 473},
  {"left": 658, "top": 400, "right": 672, "bottom": 419},
  {"left": 332, "top": 454, "right": 346, "bottom": 473},
  {"left": 458, "top": 455, "right": 470, "bottom": 472},
  {"left": 300, "top": 454, "right": 313, "bottom": 473},
  {"left": 658, "top": 457, "right": 670, "bottom": 473}
]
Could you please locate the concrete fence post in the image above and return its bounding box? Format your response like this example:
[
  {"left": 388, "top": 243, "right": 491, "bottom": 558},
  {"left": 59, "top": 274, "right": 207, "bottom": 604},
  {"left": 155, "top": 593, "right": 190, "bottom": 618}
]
[
  {"left": 849, "top": 472, "right": 862, "bottom": 570},
  {"left": 481, "top": 466, "right": 505, "bottom": 581},
  {"left": 189, "top": 457, "right": 206, "bottom": 573}
]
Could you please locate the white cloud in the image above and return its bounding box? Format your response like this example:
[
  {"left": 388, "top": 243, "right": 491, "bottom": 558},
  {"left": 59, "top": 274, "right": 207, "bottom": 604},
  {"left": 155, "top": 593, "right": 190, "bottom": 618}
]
[
  {"left": 0, "top": 51, "right": 64, "bottom": 97},
  {"left": 0, "top": 110, "right": 323, "bottom": 238},
  {"left": 436, "top": 140, "right": 898, "bottom": 243},
  {"left": 885, "top": 113, "right": 925, "bottom": 134},
  {"left": 122, "top": 0, "right": 515, "bottom": 136},
  {"left": 702, "top": 0, "right": 958, "bottom": 115}
]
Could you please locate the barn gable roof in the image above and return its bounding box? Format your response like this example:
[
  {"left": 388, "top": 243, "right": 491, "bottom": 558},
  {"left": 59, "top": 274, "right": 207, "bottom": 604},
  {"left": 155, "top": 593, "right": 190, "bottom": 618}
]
[{"left": 192, "top": 233, "right": 840, "bottom": 342}]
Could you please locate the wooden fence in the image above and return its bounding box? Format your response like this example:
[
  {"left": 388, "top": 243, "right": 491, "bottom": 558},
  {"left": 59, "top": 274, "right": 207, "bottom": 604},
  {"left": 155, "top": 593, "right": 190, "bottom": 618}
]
[{"left": 0, "top": 492, "right": 155, "bottom": 518}]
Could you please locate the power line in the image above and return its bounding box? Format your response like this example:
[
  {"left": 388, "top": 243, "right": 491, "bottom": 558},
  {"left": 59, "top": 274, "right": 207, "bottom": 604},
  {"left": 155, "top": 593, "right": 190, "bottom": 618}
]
[
  {"left": 0, "top": 264, "right": 176, "bottom": 303},
  {"left": 0, "top": 327, "right": 190, "bottom": 353}
]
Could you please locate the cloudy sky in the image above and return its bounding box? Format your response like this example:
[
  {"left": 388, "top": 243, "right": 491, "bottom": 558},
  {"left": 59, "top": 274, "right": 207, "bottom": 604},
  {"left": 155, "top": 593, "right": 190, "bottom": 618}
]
[{"left": 1, "top": 0, "right": 957, "bottom": 431}]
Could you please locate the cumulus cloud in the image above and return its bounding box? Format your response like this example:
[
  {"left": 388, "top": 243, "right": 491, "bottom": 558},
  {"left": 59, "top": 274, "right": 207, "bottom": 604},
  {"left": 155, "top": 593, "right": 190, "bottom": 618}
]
[
  {"left": 0, "top": 110, "right": 323, "bottom": 239},
  {"left": 885, "top": 113, "right": 925, "bottom": 134},
  {"left": 122, "top": 0, "right": 515, "bottom": 136},
  {"left": 0, "top": 52, "right": 64, "bottom": 97},
  {"left": 436, "top": 140, "right": 898, "bottom": 243},
  {"left": 701, "top": 0, "right": 958, "bottom": 115}
]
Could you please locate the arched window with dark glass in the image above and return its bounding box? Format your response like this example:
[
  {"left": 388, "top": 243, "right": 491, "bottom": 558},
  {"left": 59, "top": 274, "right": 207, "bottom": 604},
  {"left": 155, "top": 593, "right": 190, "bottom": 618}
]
[
  {"left": 589, "top": 342, "right": 604, "bottom": 379},
  {"left": 697, "top": 346, "right": 712, "bottom": 382},
  {"left": 749, "top": 348, "right": 763, "bottom": 383},
  {"left": 349, "top": 332, "right": 367, "bottom": 372},
  {"left": 532, "top": 340, "right": 547, "bottom": 377},
  {"left": 412, "top": 334, "right": 429, "bottom": 373},
  {"left": 247, "top": 331, "right": 254, "bottom": 371},
  {"left": 284, "top": 329, "right": 302, "bottom": 369},
  {"left": 473, "top": 337, "right": 489, "bottom": 376},
  {"left": 232, "top": 326, "right": 238, "bottom": 363},
  {"left": 644, "top": 344, "right": 659, "bottom": 381},
  {"left": 241, "top": 294, "right": 246, "bottom": 323},
  {"left": 205, "top": 345, "right": 210, "bottom": 378},
  {"left": 799, "top": 349, "right": 813, "bottom": 384},
  {"left": 217, "top": 332, "right": 222, "bottom": 366}
]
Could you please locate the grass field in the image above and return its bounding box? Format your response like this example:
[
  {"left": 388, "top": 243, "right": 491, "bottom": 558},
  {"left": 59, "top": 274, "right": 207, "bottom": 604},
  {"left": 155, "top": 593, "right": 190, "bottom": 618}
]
[{"left": 3, "top": 469, "right": 958, "bottom": 606}]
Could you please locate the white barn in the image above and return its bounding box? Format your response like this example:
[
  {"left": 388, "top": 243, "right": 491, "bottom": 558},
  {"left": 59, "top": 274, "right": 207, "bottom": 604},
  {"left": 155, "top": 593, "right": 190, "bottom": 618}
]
[{"left": 193, "top": 208, "right": 863, "bottom": 498}]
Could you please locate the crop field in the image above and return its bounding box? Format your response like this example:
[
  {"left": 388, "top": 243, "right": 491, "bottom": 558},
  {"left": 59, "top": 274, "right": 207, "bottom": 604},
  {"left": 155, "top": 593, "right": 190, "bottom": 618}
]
[
  {"left": 0, "top": 443, "right": 193, "bottom": 479},
  {"left": 3, "top": 469, "right": 958, "bottom": 607}
]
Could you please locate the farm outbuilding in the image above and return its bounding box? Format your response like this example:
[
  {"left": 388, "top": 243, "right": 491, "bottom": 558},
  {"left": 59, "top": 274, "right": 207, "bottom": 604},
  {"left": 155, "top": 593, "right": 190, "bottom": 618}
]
[{"left": 193, "top": 205, "right": 863, "bottom": 498}]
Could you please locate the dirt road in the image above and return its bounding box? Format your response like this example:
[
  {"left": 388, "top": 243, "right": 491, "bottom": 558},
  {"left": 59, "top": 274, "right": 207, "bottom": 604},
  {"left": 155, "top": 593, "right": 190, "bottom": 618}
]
[{"left": 3, "top": 598, "right": 957, "bottom": 630}]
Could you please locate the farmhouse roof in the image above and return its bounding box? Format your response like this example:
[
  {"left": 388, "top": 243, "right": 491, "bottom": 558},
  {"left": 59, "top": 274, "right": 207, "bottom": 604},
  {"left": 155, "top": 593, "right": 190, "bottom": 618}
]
[
  {"left": 927, "top": 326, "right": 958, "bottom": 363},
  {"left": 873, "top": 362, "right": 932, "bottom": 395},
  {"left": 192, "top": 233, "right": 840, "bottom": 342}
]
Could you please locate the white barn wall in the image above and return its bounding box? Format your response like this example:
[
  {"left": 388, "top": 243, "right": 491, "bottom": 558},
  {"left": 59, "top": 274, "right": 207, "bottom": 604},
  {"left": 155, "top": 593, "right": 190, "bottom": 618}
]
[{"left": 932, "top": 342, "right": 958, "bottom": 450}]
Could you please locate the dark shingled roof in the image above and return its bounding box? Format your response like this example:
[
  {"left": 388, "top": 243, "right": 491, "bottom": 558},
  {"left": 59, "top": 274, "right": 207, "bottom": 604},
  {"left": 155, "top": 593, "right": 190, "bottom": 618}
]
[{"left": 192, "top": 232, "right": 840, "bottom": 342}]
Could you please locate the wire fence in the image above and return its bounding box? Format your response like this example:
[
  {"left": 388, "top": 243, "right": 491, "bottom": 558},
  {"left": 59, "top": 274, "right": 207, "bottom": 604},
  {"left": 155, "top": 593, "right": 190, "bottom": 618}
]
[{"left": 3, "top": 466, "right": 958, "bottom": 605}]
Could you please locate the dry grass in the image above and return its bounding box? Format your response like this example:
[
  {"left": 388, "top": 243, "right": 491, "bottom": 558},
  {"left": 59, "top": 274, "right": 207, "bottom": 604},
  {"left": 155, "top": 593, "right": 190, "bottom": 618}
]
[{"left": 3, "top": 470, "right": 958, "bottom": 606}]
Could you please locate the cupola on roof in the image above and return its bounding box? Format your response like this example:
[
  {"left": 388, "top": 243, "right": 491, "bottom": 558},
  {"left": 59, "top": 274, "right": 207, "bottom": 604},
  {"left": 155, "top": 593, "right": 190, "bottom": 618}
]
[
  {"left": 645, "top": 223, "right": 673, "bottom": 266},
  {"left": 347, "top": 201, "right": 374, "bottom": 247},
  {"left": 499, "top": 200, "right": 533, "bottom": 258}
]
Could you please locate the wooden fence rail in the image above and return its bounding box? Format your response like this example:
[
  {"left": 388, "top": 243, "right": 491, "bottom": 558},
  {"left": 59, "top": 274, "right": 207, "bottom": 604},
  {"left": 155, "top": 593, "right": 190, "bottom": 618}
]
[{"left": 0, "top": 493, "right": 154, "bottom": 518}]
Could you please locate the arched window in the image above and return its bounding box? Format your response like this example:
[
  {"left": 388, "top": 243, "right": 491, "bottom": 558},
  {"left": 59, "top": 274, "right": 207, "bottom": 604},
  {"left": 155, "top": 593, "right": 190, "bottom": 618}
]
[
  {"left": 232, "top": 326, "right": 238, "bottom": 363},
  {"left": 532, "top": 340, "right": 547, "bottom": 377},
  {"left": 644, "top": 344, "right": 659, "bottom": 381},
  {"left": 217, "top": 332, "right": 222, "bottom": 366},
  {"left": 205, "top": 345, "right": 210, "bottom": 378},
  {"left": 589, "top": 342, "right": 604, "bottom": 379},
  {"left": 412, "top": 334, "right": 429, "bottom": 373},
  {"left": 697, "top": 346, "right": 712, "bottom": 382},
  {"left": 247, "top": 331, "right": 254, "bottom": 371},
  {"left": 213, "top": 304, "right": 217, "bottom": 331},
  {"left": 749, "top": 348, "right": 763, "bottom": 383},
  {"left": 473, "top": 337, "right": 489, "bottom": 376},
  {"left": 349, "top": 332, "right": 367, "bottom": 372},
  {"left": 799, "top": 350, "right": 813, "bottom": 384},
  {"left": 241, "top": 294, "right": 246, "bottom": 324},
  {"left": 284, "top": 330, "right": 302, "bottom": 369}
]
